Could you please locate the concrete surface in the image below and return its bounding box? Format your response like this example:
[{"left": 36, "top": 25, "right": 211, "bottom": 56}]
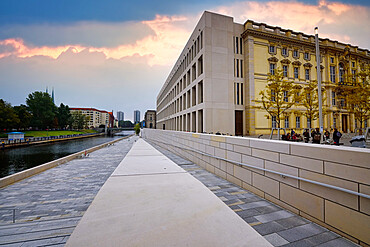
[{"left": 66, "top": 138, "right": 272, "bottom": 247}]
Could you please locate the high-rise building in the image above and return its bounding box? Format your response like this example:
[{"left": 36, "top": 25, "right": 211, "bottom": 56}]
[
  {"left": 134, "top": 110, "right": 140, "bottom": 124},
  {"left": 156, "top": 11, "right": 370, "bottom": 136},
  {"left": 117, "top": 111, "right": 124, "bottom": 121}
]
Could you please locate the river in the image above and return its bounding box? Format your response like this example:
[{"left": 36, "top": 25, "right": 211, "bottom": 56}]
[{"left": 0, "top": 131, "right": 135, "bottom": 178}]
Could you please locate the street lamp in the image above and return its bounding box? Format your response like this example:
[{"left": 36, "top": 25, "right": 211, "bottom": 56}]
[{"left": 315, "top": 27, "right": 323, "bottom": 142}]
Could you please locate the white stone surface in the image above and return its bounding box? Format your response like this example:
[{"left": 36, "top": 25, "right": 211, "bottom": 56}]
[{"left": 66, "top": 138, "right": 272, "bottom": 247}]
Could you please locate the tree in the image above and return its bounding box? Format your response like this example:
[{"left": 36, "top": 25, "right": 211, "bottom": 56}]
[
  {"left": 71, "top": 111, "right": 90, "bottom": 129},
  {"left": 26, "top": 91, "right": 57, "bottom": 129},
  {"left": 0, "top": 99, "right": 20, "bottom": 130},
  {"left": 13, "top": 104, "right": 32, "bottom": 129},
  {"left": 335, "top": 64, "right": 370, "bottom": 131},
  {"left": 122, "top": 120, "right": 134, "bottom": 128},
  {"left": 57, "top": 103, "right": 72, "bottom": 129},
  {"left": 134, "top": 123, "right": 141, "bottom": 135},
  {"left": 257, "top": 69, "right": 301, "bottom": 131},
  {"left": 298, "top": 80, "right": 326, "bottom": 129}
]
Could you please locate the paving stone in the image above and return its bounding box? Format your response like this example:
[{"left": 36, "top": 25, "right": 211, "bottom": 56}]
[
  {"left": 304, "top": 231, "right": 340, "bottom": 246},
  {"left": 239, "top": 201, "right": 271, "bottom": 210},
  {"left": 278, "top": 223, "right": 327, "bottom": 242},
  {"left": 275, "top": 216, "right": 309, "bottom": 229},
  {"left": 281, "top": 239, "right": 313, "bottom": 247},
  {"left": 315, "top": 238, "right": 359, "bottom": 247},
  {"left": 254, "top": 210, "right": 294, "bottom": 223},
  {"left": 264, "top": 233, "right": 289, "bottom": 246},
  {"left": 253, "top": 221, "right": 286, "bottom": 236}
]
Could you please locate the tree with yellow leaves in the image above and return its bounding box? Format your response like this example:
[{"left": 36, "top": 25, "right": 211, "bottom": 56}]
[{"left": 257, "top": 69, "right": 301, "bottom": 138}]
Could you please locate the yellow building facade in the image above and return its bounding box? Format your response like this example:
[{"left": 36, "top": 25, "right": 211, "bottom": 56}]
[{"left": 156, "top": 11, "right": 370, "bottom": 136}]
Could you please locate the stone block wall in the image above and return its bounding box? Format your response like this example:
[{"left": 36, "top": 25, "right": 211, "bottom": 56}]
[{"left": 143, "top": 129, "right": 370, "bottom": 246}]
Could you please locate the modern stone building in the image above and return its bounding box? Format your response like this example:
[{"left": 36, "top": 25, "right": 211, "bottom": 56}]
[
  {"left": 70, "top": 108, "right": 111, "bottom": 128},
  {"left": 144, "top": 110, "right": 156, "bottom": 129},
  {"left": 156, "top": 11, "right": 370, "bottom": 136}
]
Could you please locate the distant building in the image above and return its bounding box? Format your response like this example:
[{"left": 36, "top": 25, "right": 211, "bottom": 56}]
[
  {"left": 117, "top": 111, "right": 124, "bottom": 121},
  {"left": 70, "top": 108, "right": 111, "bottom": 128},
  {"left": 134, "top": 110, "right": 140, "bottom": 124},
  {"left": 108, "top": 111, "right": 115, "bottom": 128},
  {"left": 144, "top": 110, "right": 156, "bottom": 129},
  {"left": 8, "top": 132, "right": 24, "bottom": 140}
]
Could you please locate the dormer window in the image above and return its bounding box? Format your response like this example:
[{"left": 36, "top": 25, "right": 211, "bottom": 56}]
[
  {"left": 269, "top": 45, "right": 276, "bottom": 54},
  {"left": 293, "top": 50, "right": 299, "bottom": 58},
  {"left": 282, "top": 47, "right": 288, "bottom": 56}
]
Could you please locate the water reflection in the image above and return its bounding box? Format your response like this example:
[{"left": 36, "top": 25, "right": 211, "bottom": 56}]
[{"left": 0, "top": 131, "right": 134, "bottom": 178}]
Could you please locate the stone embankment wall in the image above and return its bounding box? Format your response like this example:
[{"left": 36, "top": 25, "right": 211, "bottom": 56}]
[{"left": 143, "top": 129, "right": 370, "bottom": 246}]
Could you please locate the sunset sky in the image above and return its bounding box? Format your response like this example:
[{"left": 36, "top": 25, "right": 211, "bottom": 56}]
[{"left": 1, "top": 0, "right": 369, "bottom": 121}]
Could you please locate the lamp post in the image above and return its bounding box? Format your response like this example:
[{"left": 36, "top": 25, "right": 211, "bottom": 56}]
[{"left": 315, "top": 27, "right": 323, "bottom": 142}]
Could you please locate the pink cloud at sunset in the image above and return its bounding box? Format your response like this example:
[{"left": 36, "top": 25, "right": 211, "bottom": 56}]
[{"left": 0, "top": 0, "right": 368, "bottom": 69}]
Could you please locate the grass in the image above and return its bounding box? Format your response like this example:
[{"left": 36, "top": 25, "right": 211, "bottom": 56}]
[{"left": 0, "top": 130, "right": 99, "bottom": 138}]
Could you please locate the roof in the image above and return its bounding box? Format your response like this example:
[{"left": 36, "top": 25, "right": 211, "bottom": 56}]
[{"left": 70, "top": 107, "right": 109, "bottom": 114}]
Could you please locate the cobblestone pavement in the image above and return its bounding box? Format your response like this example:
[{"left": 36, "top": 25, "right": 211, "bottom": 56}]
[
  {"left": 0, "top": 136, "right": 138, "bottom": 247},
  {"left": 148, "top": 140, "right": 359, "bottom": 247}
]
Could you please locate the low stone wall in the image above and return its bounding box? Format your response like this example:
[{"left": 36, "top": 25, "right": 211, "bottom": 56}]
[
  {"left": 143, "top": 129, "right": 370, "bottom": 246},
  {"left": 0, "top": 135, "right": 133, "bottom": 188}
]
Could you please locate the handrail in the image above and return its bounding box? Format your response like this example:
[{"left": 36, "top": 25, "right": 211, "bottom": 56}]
[{"left": 149, "top": 137, "right": 370, "bottom": 199}]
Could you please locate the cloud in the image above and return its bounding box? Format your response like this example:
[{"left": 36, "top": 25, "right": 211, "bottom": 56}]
[{"left": 213, "top": 0, "right": 370, "bottom": 48}]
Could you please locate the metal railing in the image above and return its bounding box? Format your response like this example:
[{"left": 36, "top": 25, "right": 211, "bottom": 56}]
[{"left": 148, "top": 137, "right": 370, "bottom": 199}]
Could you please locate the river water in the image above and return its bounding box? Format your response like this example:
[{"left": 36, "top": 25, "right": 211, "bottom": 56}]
[{"left": 0, "top": 131, "right": 135, "bottom": 178}]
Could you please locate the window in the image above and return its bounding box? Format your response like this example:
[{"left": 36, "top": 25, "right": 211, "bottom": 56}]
[
  {"left": 236, "top": 37, "right": 239, "bottom": 54},
  {"left": 282, "top": 47, "right": 287, "bottom": 56},
  {"left": 296, "top": 117, "right": 301, "bottom": 128},
  {"left": 330, "top": 66, "right": 336, "bottom": 83},
  {"left": 352, "top": 62, "right": 355, "bottom": 67},
  {"left": 294, "top": 67, "right": 299, "bottom": 79},
  {"left": 304, "top": 52, "right": 309, "bottom": 60},
  {"left": 236, "top": 83, "right": 239, "bottom": 104},
  {"left": 272, "top": 116, "right": 277, "bottom": 128},
  {"left": 305, "top": 69, "right": 310, "bottom": 80},
  {"left": 284, "top": 91, "right": 288, "bottom": 102},
  {"left": 271, "top": 90, "right": 275, "bottom": 102},
  {"left": 352, "top": 69, "right": 356, "bottom": 83},
  {"left": 240, "top": 37, "right": 243, "bottom": 54},
  {"left": 285, "top": 117, "right": 289, "bottom": 128},
  {"left": 236, "top": 59, "right": 239, "bottom": 77},
  {"left": 234, "top": 82, "right": 244, "bottom": 105},
  {"left": 365, "top": 120, "right": 368, "bottom": 128},
  {"left": 293, "top": 50, "right": 299, "bottom": 58},
  {"left": 355, "top": 119, "right": 357, "bottom": 129},
  {"left": 240, "top": 60, "right": 243, "bottom": 78},
  {"left": 270, "top": 63, "right": 276, "bottom": 75},
  {"left": 330, "top": 57, "right": 334, "bottom": 63},
  {"left": 339, "top": 63, "right": 345, "bottom": 83},
  {"left": 333, "top": 117, "right": 336, "bottom": 128},
  {"left": 269, "top": 45, "right": 275, "bottom": 53},
  {"left": 332, "top": 92, "right": 336, "bottom": 106},
  {"left": 307, "top": 118, "right": 311, "bottom": 128},
  {"left": 283, "top": 65, "right": 288, "bottom": 77}
]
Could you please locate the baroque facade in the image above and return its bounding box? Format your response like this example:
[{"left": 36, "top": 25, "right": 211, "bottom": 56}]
[{"left": 156, "top": 11, "right": 370, "bottom": 135}]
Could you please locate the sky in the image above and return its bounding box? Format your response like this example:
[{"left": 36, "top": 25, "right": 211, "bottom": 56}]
[{"left": 0, "top": 0, "right": 369, "bottom": 121}]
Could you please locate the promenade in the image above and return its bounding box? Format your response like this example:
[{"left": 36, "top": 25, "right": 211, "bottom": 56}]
[
  {"left": 0, "top": 136, "right": 138, "bottom": 246},
  {"left": 0, "top": 136, "right": 361, "bottom": 246}
]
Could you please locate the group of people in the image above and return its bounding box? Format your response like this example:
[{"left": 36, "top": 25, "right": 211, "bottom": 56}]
[
  {"left": 282, "top": 130, "right": 303, "bottom": 141},
  {"left": 302, "top": 128, "right": 342, "bottom": 145}
]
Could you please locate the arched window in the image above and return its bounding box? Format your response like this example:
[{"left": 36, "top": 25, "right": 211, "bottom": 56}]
[{"left": 339, "top": 63, "right": 345, "bottom": 83}]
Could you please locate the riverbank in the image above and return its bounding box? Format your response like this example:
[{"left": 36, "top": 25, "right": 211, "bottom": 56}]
[{"left": 0, "top": 134, "right": 134, "bottom": 188}]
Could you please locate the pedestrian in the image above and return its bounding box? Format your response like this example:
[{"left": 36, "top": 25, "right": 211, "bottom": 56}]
[
  {"left": 303, "top": 129, "right": 310, "bottom": 143},
  {"left": 312, "top": 128, "right": 321, "bottom": 144},
  {"left": 333, "top": 128, "right": 342, "bottom": 145},
  {"left": 324, "top": 129, "right": 330, "bottom": 141}
]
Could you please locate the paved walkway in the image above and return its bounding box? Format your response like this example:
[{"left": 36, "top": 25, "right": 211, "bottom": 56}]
[
  {"left": 0, "top": 136, "right": 138, "bottom": 246},
  {"left": 66, "top": 139, "right": 271, "bottom": 247},
  {"left": 147, "top": 140, "right": 360, "bottom": 247}
]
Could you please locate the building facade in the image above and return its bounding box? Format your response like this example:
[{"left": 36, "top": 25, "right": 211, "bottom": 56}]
[
  {"left": 144, "top": 110, "right": 156, "bottom": 129},
  {"left": 134, "top": 110, "right": 140, "bottom": 124},
  {"left": 117, "top": 111, "right": 124, "bottom": 122},
  {"left": 70, "top": 108, "right": 111, "bottom": 128},
  {"left": 156, "top": 11, "right": 370, "bottom": 136}
]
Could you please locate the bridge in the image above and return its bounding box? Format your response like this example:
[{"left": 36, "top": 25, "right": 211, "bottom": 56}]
[{"left": 0, "top": 130, "right": 368, "bottom": 246}]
